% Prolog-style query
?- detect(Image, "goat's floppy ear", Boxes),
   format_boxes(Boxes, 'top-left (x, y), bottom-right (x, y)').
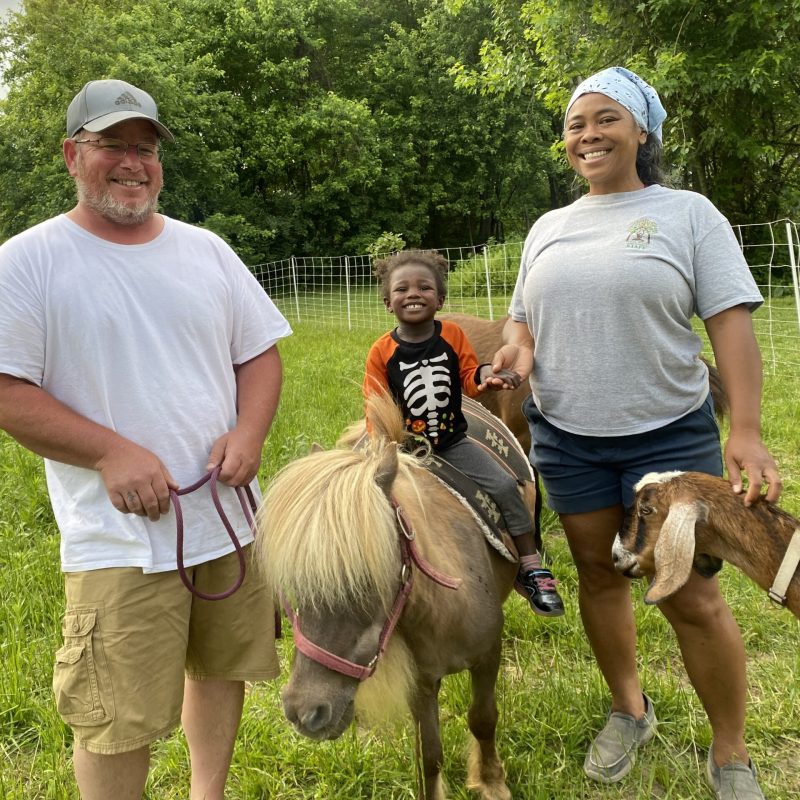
top-left (645, 500), bottom-right (707, 604)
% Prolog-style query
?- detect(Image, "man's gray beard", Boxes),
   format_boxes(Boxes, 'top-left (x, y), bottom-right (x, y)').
top-left (76, 183), bottom-right (159, 226)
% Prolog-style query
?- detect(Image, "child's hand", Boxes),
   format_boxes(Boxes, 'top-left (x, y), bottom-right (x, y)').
top-left (478, 365), bottom-right (522, 392)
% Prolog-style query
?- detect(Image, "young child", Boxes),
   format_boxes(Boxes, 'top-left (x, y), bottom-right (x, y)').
top-left (363, 249), bottom-right (564, 616)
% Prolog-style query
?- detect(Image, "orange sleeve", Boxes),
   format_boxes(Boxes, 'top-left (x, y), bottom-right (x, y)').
top-left (363, 335), bottom-right (398, 434)
top-left (439, 320), bottom-right (482, 398)
top-left (363, 336), bottom-right (393, 398)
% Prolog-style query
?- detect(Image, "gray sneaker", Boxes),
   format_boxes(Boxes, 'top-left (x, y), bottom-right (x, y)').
top-left (583, 693), bottom-right (657, 783)
top-left (707, 747), bottom-right (766, 800)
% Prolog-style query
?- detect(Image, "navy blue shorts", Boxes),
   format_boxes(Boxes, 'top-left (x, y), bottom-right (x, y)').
top-left (524, 393), bottom-right (723, 514)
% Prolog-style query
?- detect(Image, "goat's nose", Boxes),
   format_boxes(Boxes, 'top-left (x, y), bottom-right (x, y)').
top-left (611, 535), bottom-right (627, 565)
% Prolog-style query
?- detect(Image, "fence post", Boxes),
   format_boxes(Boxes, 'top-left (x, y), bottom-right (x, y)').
top-left (290, 256), bottom-right (301, 322)
top-left (786, 221), bottom-right (800, 337)
top-left (503, 241), bottom-right (510, 314)
top-left (344, 255), bottom-right (353, 331)
top-left (483, 245), bottom-right (494, 320)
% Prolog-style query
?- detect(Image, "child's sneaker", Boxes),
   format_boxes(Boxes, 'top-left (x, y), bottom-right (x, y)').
top-left (514, 567), bottom-right (565, 616)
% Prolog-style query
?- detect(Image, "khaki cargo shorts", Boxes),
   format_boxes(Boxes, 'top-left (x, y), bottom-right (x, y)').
top-left (53, 545), bottom-right (279, 754)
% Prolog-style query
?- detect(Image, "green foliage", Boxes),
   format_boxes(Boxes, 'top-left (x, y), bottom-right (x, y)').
top-left (365, 231), bottom-right (406, 263)
top-left (0, 0), bottom-right (558, 260)
top-left (455, 0), bottom-right (800, 222)
top-left (447, 241), bottom-right (523, 297)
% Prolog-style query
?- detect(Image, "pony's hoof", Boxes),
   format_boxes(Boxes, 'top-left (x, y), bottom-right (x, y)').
top-left (465, 744), bottom-right (512, 800)
top-left (465, 780), bottom-right (512, 800)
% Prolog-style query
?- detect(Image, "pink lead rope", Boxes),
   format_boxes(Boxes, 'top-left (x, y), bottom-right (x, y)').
top-left (170, 466), bottom-right (257, 601)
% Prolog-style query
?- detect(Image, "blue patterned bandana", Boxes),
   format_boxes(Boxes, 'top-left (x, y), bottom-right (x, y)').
top-left (565, 67), bottom-right (667, 143)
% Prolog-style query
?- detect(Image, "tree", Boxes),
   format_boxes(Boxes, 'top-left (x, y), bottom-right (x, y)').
top-left (0, 0), bottom-right (250, 241)
top-left (451, 0), bottom-right (800, 223)
top-left (361, 1), bottom-right (557, 246)
top-left (0, 0), bottom-right (563, 259)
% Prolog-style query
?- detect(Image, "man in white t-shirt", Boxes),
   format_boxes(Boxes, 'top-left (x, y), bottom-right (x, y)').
top-left (0, 79), bottom-right (292, 799)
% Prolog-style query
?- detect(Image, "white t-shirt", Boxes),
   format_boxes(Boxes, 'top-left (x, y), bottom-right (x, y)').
top-left (0, 214), bottom-right (292, 572)
top-left (509, 185), bottom-right (763, 436)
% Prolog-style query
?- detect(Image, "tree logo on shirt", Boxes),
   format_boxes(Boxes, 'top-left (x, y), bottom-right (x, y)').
top-left (626, 218), bottom-right (658, 250)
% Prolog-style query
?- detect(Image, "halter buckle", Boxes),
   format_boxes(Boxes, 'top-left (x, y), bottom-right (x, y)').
top-left (395, 504), bottom-right (415, 541)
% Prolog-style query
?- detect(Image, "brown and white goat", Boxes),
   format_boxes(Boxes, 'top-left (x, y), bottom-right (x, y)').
top-left (612, 471), bottom-right (800, 617)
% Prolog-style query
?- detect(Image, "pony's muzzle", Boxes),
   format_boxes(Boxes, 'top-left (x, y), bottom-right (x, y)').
top-left (300, 703), bottom-right (332, 733)
top-left (283, 688), bottom-right (331, 730)
top-left (282, 683), bottom-right (354, 740)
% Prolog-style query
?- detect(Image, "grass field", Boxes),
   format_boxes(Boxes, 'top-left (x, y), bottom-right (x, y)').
top-left (1, 319), bottom-right (799, 799)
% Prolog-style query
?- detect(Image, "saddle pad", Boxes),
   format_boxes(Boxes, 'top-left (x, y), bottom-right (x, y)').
top-left (353, 395), bottom-right (532, 563)
top-left (425, 451), bottom-right (517, 563)
top-left (421, 395), bottom-right (531, 563)
top-left (462, 395), bottom-right (533, 483)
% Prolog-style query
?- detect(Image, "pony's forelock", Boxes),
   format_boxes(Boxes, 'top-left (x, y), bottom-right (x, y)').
top-left (256, 442), bottom-right (419, 611)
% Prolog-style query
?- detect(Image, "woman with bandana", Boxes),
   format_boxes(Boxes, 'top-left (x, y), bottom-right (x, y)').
top-left (490, 67), bottom-right (781, 799)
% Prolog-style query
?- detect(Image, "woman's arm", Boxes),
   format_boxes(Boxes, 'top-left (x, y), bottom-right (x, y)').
top-left (486, 317), bottom-right (534, 387)
top-left (704, 305), bottom-right (782, 503)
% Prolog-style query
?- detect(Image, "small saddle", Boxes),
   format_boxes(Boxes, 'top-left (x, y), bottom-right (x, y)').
top-left (422, 396), bottom-right (532, 563)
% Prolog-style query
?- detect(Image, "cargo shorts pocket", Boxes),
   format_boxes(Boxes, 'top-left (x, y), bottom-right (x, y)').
top-left (53, 608), bottom-right (114, 726)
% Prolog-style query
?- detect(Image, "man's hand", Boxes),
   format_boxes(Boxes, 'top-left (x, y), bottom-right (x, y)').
top-left (206, 427), bottom-right (263, 487)
top-left (96, 442), bottom-right (178, 521)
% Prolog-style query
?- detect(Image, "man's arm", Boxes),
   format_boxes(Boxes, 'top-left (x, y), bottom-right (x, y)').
top-left (0, 373), bottom-right (177, 519)
top-left (206, 345), bottom-right (283, 486)
top-left (704, 304), bottom-right (782, 503)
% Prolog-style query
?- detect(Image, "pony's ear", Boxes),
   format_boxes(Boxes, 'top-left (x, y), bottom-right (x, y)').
top-left (644, 500), bottom-right (705, 604)
top-left (309, 442), bottom-right (325, 453)
top-left (374, 442), bottom-right (398, 496)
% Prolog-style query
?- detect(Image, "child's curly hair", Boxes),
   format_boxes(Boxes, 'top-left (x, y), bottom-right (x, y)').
top-left (373, 249), bottom-right (450, 298)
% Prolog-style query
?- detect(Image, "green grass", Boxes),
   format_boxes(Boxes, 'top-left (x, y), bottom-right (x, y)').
top-left (1, 320), bottom-right (799, 799)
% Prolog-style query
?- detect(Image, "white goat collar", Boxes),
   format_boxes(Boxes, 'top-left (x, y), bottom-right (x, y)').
top-left (768, 527), bottom-right (800, 606)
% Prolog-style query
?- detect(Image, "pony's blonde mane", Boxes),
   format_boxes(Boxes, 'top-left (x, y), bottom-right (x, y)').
top-left (256, 391), bottom-right (427, 611)
top-left (337, 387), bottom-right (418, 450)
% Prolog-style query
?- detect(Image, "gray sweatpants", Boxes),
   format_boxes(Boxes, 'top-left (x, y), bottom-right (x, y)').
top-left (437, 436), bottom-right (532, 536)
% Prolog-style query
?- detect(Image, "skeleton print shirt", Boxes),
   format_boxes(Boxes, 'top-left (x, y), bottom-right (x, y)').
top-left (363, 319), bottom-right (482, 450)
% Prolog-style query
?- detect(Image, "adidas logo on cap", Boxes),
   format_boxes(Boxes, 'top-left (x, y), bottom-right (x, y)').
top-left (115, 91), bottom-right (142, 108)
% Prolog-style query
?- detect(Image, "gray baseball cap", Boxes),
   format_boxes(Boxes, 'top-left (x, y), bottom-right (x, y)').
top-left (67, 79), bottom-right (174, 141)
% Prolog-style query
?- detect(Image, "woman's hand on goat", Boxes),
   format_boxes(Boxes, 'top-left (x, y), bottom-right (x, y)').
top-left (705, 305), bottom-right (783, 505)
top-left (725, 430), bottom-right (783, 505)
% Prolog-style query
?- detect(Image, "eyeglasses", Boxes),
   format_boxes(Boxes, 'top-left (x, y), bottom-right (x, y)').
top-left (73, 137), bottom-right (163, 163)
